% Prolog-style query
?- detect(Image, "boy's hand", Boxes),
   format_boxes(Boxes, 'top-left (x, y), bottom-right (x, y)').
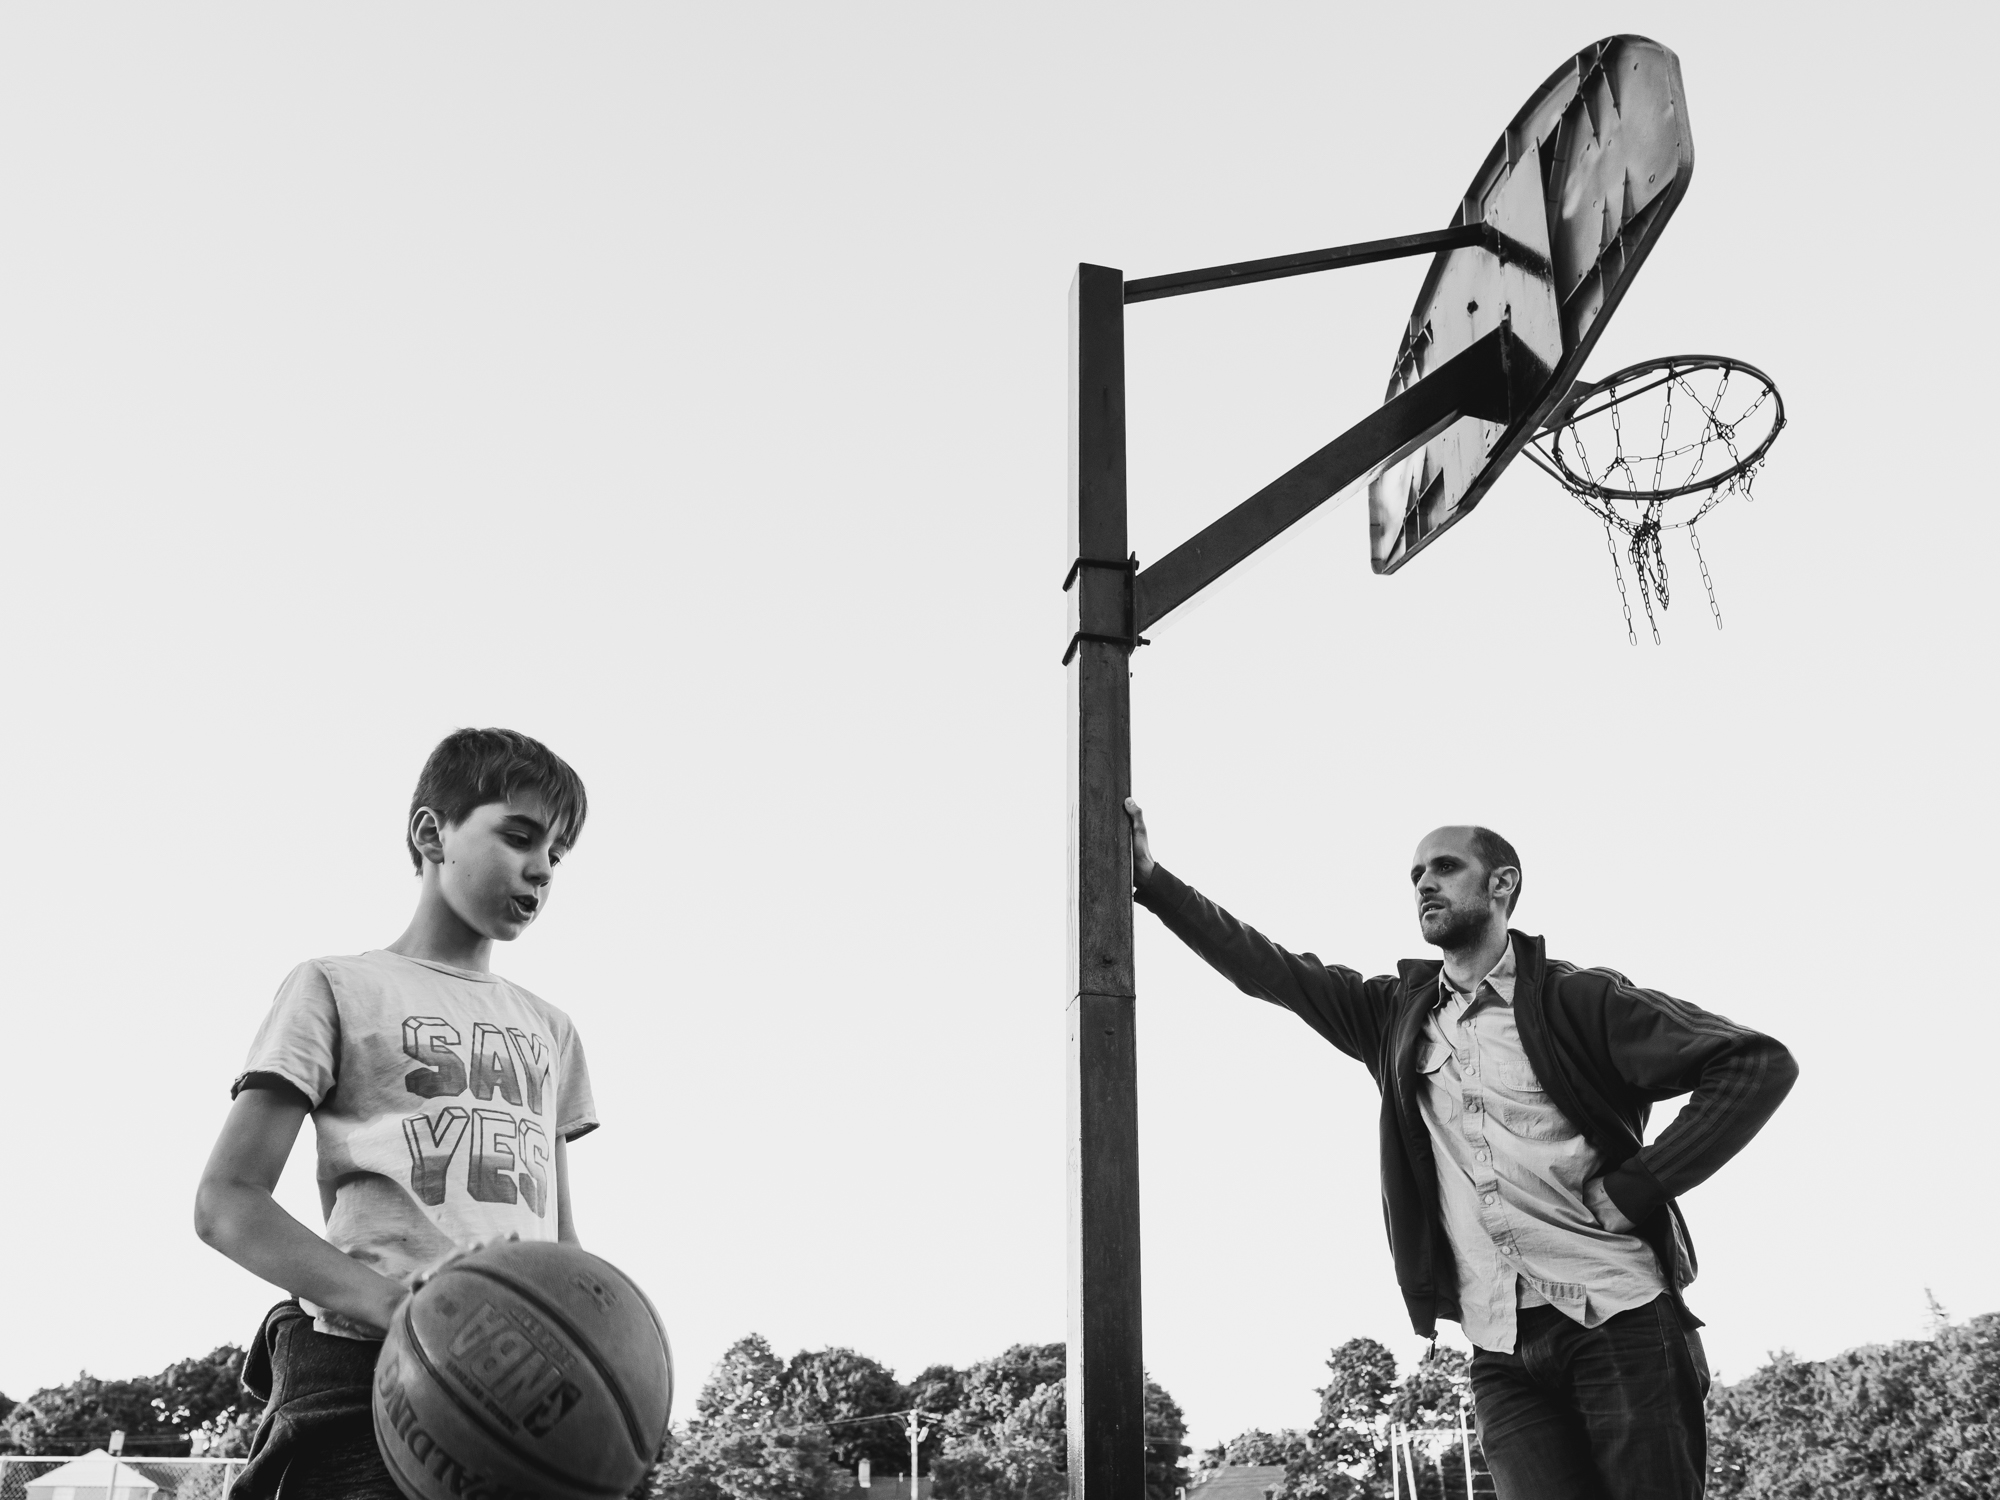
top-left (1124, 798), bottom-right (1156, 884)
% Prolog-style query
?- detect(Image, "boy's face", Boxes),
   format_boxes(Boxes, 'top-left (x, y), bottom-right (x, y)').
top-left (428, 790), bottom-right (565, 942)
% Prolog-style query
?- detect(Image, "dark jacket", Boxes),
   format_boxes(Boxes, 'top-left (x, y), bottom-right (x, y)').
top-left (1134, 864), bottom-right (1798, 1339)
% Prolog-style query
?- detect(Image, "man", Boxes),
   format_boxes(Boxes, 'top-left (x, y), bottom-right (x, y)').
top-left (1124, 800), bottom-right (1795, 1500)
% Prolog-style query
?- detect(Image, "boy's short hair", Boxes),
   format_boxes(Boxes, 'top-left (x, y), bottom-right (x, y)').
top-left (406, 728), bottom-right (588, 871)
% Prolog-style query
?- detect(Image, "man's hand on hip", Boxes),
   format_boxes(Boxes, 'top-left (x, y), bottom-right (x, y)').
top-left (1124, 798), bottom-right (1156, 885)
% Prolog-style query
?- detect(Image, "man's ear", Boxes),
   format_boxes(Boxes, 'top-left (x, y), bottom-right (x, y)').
top-left (1489, 865), bottom-right (1521, 907)
top-left (409, 807), bottom-right (448, 866)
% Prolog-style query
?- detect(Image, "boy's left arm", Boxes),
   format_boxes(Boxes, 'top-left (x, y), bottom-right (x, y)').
top-left (1595, 979), bottom-right (1800, 1226)
top-left (555, 1135), bottom-right (579, 1245)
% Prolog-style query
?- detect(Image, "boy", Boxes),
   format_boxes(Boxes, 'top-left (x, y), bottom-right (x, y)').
top-left (195, 728), bottom-right (596, 1500)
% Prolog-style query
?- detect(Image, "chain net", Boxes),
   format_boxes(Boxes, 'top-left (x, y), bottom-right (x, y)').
top-left (1526, 356), bottom-right (1784, 644)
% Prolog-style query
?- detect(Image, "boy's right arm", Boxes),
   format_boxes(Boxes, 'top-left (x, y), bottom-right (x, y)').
top-left (1125, 798), bottom-right (1396, 1067)
top-left (194, 1083), bottom-right (408, 1335)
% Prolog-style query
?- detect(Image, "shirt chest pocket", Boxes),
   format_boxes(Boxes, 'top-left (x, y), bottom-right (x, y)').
top-left (1489, 1061), bottom-right (1578, 1142)
top-left (1416, 1041), bottom-right (1458, 1122)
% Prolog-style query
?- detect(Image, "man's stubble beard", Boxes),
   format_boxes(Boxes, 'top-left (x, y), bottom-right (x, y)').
top-left (1420, 899), bottom-right (1494, 952)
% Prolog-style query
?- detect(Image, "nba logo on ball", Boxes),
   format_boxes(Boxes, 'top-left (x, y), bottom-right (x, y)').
top-left (374, 1242), bottom-right (674, 1500)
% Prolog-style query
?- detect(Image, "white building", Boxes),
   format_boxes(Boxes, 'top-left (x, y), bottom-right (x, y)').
top-left (22, 1451), bottom-right (160, 1500)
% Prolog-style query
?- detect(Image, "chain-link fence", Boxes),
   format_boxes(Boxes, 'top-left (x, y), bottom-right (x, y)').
top-left (0, 1458), bottom-right (246, 1500)
top-left (0, 1458), bottom-right (62, 1500)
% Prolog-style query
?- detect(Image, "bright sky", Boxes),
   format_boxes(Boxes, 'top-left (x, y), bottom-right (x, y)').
top-left (1, 1), bottom-right (1992, 1455)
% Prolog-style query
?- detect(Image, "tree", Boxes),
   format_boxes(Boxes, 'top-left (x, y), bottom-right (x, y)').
top-left (2, 1348), bottom-right (248, 1457)
top-left (931, 1345), bottom-right (1066, 1500)
top-left (1930, 1311), bottom-right (2000, 1495)
top-left (933, 1376), bottom-right (1067, 1500)
top-left (929, 1344), bottom-right (1189, 1500)
top-left (697, 1337), bottom-right (792, 1429)
top-left (781, 1349), bottom-right (907, 1476)
top-left (948, 1346), bottom-right (1066, 1436)
top-left (903, 1365), bottom-right (968, 1468)
top-left (1386, 1347), bottom-right (1465, 1432)
top-left (1199, 1430), bottom-right (1305, 1470)
top-left (151, 1348), bottom-right (247, 1432)
top-left (1705, 1313), bottom-right (2000, 1499)
top-left (650, 1336), bottom-right (834, 1500)
top-left (1281, 1340), bottom-right (1397, 1500)
top-left (1143, 1379), bottom-right (1190, 1500)
top-left (6, 1375), bottom-right (158, 1455)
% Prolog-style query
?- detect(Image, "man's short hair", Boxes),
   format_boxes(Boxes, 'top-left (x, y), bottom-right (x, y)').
top-left (1468, 826), bottom-right (1523, 915)
top-left (405, 728), bottom-right (588, 872)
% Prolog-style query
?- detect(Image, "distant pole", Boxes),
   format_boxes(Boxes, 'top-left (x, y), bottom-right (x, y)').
top-left (906, 1411), bottom-right (930, 1500)
top-left (1459, 1398), bottom-right (1475, 1500)
top-left (1065, 261), bottom-right (1144, 1500)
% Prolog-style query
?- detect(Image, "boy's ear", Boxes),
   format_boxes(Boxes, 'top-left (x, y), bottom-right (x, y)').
top-left (409, 807), bottom-right (448, 866)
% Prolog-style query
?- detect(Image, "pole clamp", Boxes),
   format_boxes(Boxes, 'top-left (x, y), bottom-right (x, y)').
top-left (1061, 554), bottom-right (1149, 665)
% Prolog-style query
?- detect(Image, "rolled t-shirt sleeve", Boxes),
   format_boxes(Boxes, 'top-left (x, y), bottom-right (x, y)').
top-left (557, 1020), bottom-right (599, 1141)
top-left (233, 961), bottom-right (340, 1106)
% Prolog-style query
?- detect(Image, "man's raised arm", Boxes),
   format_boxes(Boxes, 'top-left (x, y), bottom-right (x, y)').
top-left (1124, 799), bottom-right (1398, 1071)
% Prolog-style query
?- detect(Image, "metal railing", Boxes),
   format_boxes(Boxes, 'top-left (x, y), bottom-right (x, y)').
top-left (1387, 1398), bottom-right (1493, 1500)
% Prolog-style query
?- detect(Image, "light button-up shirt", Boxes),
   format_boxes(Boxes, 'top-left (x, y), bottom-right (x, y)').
top-left (1416, 939), bottom-right (1665, 1352)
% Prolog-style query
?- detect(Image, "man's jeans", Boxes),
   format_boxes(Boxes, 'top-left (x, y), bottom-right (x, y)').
top-left (1470, 1294), bottom-right (1711, 1500)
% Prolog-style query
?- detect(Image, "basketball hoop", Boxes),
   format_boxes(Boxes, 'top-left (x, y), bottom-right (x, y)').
top-left (1527, 355), bottom-right (1786, 644)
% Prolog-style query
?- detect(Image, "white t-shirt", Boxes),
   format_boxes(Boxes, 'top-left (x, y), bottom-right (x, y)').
top-left (236, 950), bottom-right (598, 1339)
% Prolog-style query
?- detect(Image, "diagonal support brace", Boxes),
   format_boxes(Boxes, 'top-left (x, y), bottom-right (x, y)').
top-left (1134, 324), bottom-right (1549, 632)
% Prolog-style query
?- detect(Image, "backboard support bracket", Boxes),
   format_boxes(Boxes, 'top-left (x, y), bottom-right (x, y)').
top-left (1124, 222), bottom-right (1552, 303)
top-left (1134, 321), bottom-right (1546, 631)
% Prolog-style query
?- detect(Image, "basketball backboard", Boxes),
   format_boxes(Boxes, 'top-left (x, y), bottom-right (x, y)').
top-left (1369, 35), bottom-right (1694, 573)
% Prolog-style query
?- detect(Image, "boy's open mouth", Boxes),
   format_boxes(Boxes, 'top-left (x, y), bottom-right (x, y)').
top-left (510, 894), bottom-right (539, 919)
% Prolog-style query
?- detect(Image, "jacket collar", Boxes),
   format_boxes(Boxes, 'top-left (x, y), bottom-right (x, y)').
top-left (1395, 931), bottom-right (1543, 1078)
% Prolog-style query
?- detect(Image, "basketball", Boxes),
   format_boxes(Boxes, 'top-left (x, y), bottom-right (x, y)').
top-left (372, 1241), bottom-right (673, 1500)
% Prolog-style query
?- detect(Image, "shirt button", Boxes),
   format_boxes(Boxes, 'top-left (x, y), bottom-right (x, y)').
top-left (1477, 1150), bottom-right (1490, 1162)
top-left (1482, 1194), bottom-right (1496, 1206)
top-left (1466, 1065), bottom-right (1478, 1076)
top-left (1502, 1245), bottom-right (1516, 1255)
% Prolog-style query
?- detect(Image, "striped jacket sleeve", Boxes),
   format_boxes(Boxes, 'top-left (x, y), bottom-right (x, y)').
top-left (1133, 863), bottom-right (1397, 1076)
top-left (1595, 975), bottom-right (1799, 1224)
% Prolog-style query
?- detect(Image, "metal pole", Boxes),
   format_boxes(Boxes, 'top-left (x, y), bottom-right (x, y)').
top-left (1066, 262), bottom-right (1143, 1500)
top-left (907, 1410), bottom-right (929, 1500)
top-left (1460, 1399), bottom-right (1475, 1500)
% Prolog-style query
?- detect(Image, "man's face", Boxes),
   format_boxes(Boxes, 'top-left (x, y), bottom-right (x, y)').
top-left (1410, 826), bottom-right (1506, 950)
top-left (428, 790), bottom-right (565, 943)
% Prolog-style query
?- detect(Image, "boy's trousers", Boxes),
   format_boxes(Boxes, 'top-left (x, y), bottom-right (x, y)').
top-left (236, 1302), bottom-right (403, 1500)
